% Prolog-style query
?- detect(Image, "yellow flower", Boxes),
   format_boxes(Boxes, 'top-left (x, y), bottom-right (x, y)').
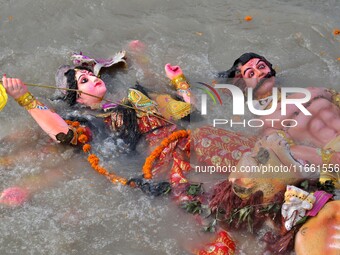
top-left (0, 83), bottom-right (8, 111)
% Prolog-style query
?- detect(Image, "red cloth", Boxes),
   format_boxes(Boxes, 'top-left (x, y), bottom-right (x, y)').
top-left (192, 126), bottom-right (256, 168)
top-left (307, 190), bottom-right (333, 217)
top-left (137, 115), bottom-right (168, 134)
top-left (196, 230), bottom-right (236, 255)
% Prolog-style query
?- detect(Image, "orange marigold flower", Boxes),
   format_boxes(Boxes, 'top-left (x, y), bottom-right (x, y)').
top-left (83, 144), bottom-right (91, 153)
top-left (84, 143), bottom-right (127, 185)
top-left (142, 164), bottom-right (150, 171)
top-left (149, 155), bottom-right (157, 161)
top-left (154, 148), bottom-right (163, 154)
top-left (161, 141), bottom-right (169, 147)
top-left (244, 16), bottom-right (253, 21)
top-left (76, 127), bottom-right (85, 134)
top-left (65, 120), bottom-right (73, 125)
top-left (88, 154), bottom-right (97, 160)
top-left (337, 57), bottom-right (340, 61)
top-left (144, 173), bottom-right (152, 179)
top-left (90, 162), bottom-right (99, 168)
top-left (96, 167), bottom-right (107, 175)
top-left (88, 154), bottom-right (99, 165)
top-left (113, 178), bottom-right (121, 183)
top-left (71, 121), bottom-right (80, 127)
top-left (333, 29), bottom-right (340, 35)
top-left (119, 179), bottom-right (128, 185)
top-left (78, 134), bottom-right (88, 144)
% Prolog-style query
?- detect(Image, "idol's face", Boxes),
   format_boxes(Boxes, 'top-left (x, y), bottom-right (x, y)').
top-left (75, 69), bottom-right (107, 106)
top-left (239, 58), bottom-right (275, 98)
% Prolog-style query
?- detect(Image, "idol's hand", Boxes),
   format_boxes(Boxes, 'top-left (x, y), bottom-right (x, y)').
top-left (0, 186), bottom-right (29, 207)
top-left (2, 74), bottom-right (28, 99)
top-left (165, 64), bottom-right (183, 80)
top-left (307, 87), bottom-right (332, 101)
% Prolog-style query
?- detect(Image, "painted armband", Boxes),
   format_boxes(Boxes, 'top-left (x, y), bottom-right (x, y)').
top-left (328, 89), bottom-right (340, 108)
top-left (277, 130), bottom-right (295, 146)
top-left (317, 148), bottom-right (335, 167)
top-left (15, 92), bottom-right (48, 110)
top-left (170, 74), bottom-right (191, 103)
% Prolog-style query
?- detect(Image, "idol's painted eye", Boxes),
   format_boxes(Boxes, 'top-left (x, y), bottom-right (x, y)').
top-left (258, 64), bottom-right (265, 69)
top-left (81, 78), bottom-right (88, 84)
top-left (248, 71), bottom-right (254, 78)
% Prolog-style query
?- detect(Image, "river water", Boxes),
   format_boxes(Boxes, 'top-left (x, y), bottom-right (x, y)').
top-left (0, 0), bottom-right (340, 254)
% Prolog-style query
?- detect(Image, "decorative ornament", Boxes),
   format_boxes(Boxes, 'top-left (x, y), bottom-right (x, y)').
top-left (55, 50), bottom-right (127, 95)
top-left (281, 185), bottom-right (316, 231)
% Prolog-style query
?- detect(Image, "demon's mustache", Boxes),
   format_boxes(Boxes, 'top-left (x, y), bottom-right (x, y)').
top-left (253, 72), bottom-right (274, 96)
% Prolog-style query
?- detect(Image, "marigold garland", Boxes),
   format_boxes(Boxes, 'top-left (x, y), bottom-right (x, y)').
top-left (84, 148), bottom-right (127, 185)
top-left (66, 120), bottom-right (128, 186)
top-left (142, 129), bottom-right (190, 179)
top-left (65, 120), bottom-right (190, 186)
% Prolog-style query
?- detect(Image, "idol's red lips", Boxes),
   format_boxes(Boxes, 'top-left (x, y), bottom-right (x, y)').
top-left (95, 82), bottom-right (102, 87)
